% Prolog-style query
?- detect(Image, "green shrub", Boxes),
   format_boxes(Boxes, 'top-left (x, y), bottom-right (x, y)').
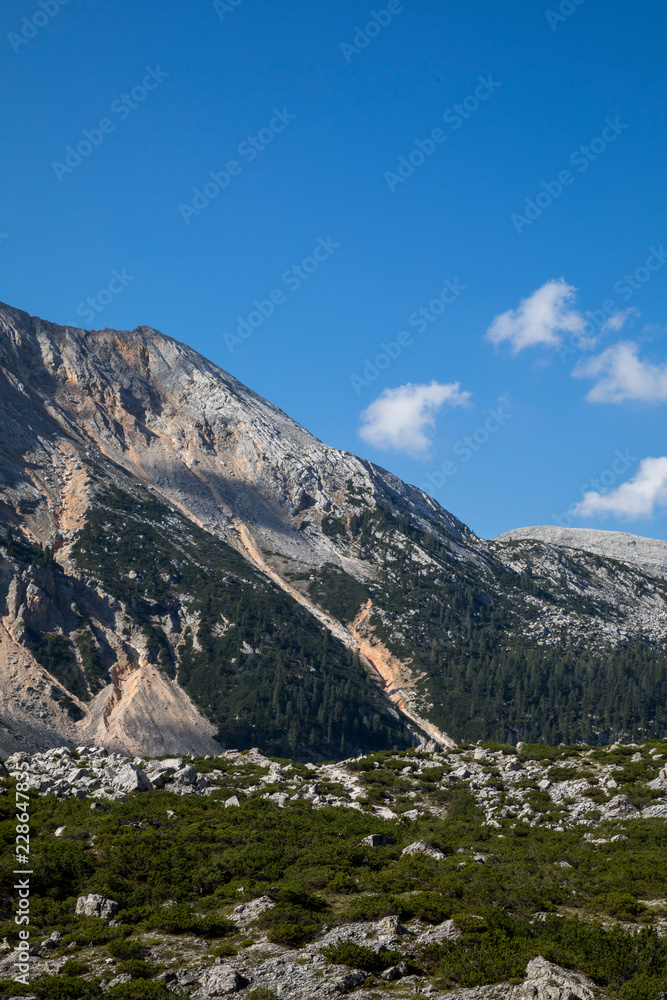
top-left (342, 894), bottom-right (405, 923)
top-left (115, 959), bottom-right (160, 979)
top-left (107, 937), bottom-right (146, 960)
top-left (321, 940), bottom-right (402, 972)
top-left (106, 982), bottom-right (175, 1000)
top-left (146, 904), bottom-right (234, 938)
top-left (432, 910), bottom-right (667, 998)
top-left (247, 990), bottom-right (280, 1000)
top-left (2, 977), bottom-right (104, 999)
top-left (600, 892), bottom-right (646, 921)
top-left (258, 888), bottom-right (329, 947)
top-left (405, 891), bottom-right (453, 925)
top-left (61, 918), bottom-right (125, 948)
top-left (210, 942), bottom-right (238, 959)
top-left (58, 959), bottom-right (90, 976)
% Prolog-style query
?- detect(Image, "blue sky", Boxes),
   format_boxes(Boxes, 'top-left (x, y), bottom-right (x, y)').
top-left (1, 0), bottom-right (666, 540)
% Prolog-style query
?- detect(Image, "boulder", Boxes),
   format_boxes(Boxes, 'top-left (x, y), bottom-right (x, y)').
top-left (108, 974), bottom-right (133, 987)
top-left (224, 796), bottom-right (240, 808)
top-left (337, 970), bottom-right (367, 991)
top-left (75, 894), bottom-right (118, 919)
top-left (380, 961), bottom-right (412, 981)
top-left (41, 931), bottom-right (62, 951)
top-left (401, 840), bottom-right (446, 860)
top-left (112, 764), bottom-right (151, 794)
top-left (512, 955), bottom-right (595, 999)
top-left (158, 758), bottom-right (184, 773)
top-left (641, 802), bottom-right (667, 819)
top-left (173, 764), bottom-right (197, 785)
top-left (197, 964), bottom-right (249, 995)
top-left (417, 919), bottom-right (461, 945)
top-left (359, 834), bottom-right (395, 848)
top-left (601, 794), bottom-right (640, 820)
top-left (377, 915), bottom-right (408, 936)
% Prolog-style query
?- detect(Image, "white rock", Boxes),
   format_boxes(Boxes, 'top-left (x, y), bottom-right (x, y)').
top-left (513, 954), bottom-right (595, 999)
top-left (197, 964), bottom-right (248, 995)
top-left (231, 896), bottom-right (274, 925)
top-left (111, 764), bottom-right (151, 794)
top-left (401, 840), bottom-right (446, 860)
top-left (75, 894), bottom-right (118, 919)
top-left (417, 919), bottom-right (461, 945)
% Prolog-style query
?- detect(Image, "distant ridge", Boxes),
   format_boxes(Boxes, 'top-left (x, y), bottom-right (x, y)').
top-left (494, 525), bottom-right (667, 580)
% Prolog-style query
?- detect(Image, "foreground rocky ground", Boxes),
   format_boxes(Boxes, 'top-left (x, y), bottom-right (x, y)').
top-left (2, 739), bottom-right (667, 999)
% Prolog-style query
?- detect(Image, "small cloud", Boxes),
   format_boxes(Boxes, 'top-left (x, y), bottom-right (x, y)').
top-left (359, 381), bottom-right (471, 456)
top-left (485, 278), bottom-right (585, 353)
top-left (600, 307), bottom-right (640, 335)
top-left (573, 340), bottom-right (667, 403)
top-left (573, 457), bottom-right (667, 520)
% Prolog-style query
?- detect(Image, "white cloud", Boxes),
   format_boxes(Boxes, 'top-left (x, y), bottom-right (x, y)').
top-left (485, 278), bottom-right (585, 353)
top-left (359, 381), bottom-right (471, 456)
top-left (574, 340), bottom-right (667, 403)
top-left (573, 457), bottom-right (667, 520)
top-left (600, 307), bottom-right (639, 335)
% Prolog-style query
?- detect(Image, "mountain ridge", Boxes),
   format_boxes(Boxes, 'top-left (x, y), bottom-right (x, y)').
top-left (494, 524), bottom-right (667, 580)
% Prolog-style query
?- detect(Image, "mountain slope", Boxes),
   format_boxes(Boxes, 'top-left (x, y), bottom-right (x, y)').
top-left (1, 300), bottom-right (667, 754)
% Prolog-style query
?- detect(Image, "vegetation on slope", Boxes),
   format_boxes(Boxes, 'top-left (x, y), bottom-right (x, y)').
top-left (325, 501), bottom-right (667, 745)
top-left (69, 481), bottom-right (411, 759)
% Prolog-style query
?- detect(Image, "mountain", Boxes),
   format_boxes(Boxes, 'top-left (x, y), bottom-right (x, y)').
top-left (1, 300), bottom-right (666, 758)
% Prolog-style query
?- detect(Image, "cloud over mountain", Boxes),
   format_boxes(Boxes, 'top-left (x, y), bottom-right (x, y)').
top-left (359, 381), bottom-right (471, 455)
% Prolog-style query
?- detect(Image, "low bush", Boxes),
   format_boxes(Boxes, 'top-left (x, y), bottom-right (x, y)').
top-left (58, 959), bottom-right (90, 976)
top-left (106, 983), bottom-right (178, 1000)
top-left (145, 904), bottom-right (233, 938)
top-left (258, 887), bottom-right (329, 946)
top-left (210, 942), bottom-right (238, 959)
top-left (341, 893), bottom-right (405, 923)
top-left (430, 909), bottom-right (667, 1000)
top-left (107, 936), bottom-right (146, 960)
top-left (321, 940), bottom-right (403, 972)
top-left (0, 977), bottom-right (103, 999)
top-left (115, 959), bottom-right (160, 979)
